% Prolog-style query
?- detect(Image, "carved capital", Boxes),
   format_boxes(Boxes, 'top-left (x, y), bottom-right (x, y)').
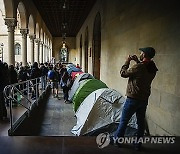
top-left (39, 41), bottom-right (44, 45)
top-left (29, 34), bottom-right (36, 42)
top-left (35, 38), bottom-right (40, 45)
top-left (20, 29), bottom-right (29, 38)
top-left (4, 18), bottom-right (17, 32)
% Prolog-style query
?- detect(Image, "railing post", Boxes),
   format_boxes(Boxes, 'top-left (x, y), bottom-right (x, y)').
top-left (9, 88), bottom-right (13, 135)
top-left (36, 78), bottom-right (38, 105)
top-left (27, 81), bottom-right (29, 101)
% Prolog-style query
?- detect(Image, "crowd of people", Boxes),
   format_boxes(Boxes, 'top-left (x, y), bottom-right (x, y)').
top-left (0, 60), bottom-right (80, 121)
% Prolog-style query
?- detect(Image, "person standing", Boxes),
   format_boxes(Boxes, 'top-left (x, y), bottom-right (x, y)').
top-left (30, 62), bottom-right (41, 99)
top-left (60, 68), bottom-right (70, 103)
top-left (114, 47), bottom-right (158, 150)
top-left (0, 62), bottom-right (9, 120)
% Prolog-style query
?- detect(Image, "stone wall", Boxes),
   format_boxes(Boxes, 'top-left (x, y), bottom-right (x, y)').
top-left (76, 0), bottom-right (180, 135)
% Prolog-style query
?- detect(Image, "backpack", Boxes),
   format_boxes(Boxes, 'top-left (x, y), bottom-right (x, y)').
top-left (48, 70), bottom-right (55, 80)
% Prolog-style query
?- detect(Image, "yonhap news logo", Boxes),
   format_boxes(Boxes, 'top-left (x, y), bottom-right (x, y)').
top-left (96, 132), bottom-right (111, 149)
top-left (96, 132), bottom-right (176, 149)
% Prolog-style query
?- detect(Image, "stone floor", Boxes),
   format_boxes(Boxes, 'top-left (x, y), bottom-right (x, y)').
top-left (39, 91), bottom-right (76, 136)
top-left (0, 136), bottom-right (180, 154)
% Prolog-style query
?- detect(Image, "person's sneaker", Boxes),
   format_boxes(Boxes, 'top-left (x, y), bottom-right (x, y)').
top-left (64, 100), bottom-right (70, 104)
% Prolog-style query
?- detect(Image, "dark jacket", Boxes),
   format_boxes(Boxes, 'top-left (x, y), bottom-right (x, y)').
top-left (30, 67), bottom-right (41, 79)
top-left (18, 70), bottom-right (28, 81)
top-left (40, 66), bottom-right (49, 77)
top-left (120, 60), bottom-right (158, 101)
top-left (9, 69), bottom-right (18, 84)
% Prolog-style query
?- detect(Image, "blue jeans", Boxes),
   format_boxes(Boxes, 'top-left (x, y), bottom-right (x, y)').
top-left (114, 97), bottom-right (148, 138)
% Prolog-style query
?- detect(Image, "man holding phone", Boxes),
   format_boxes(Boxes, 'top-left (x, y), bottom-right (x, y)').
top-left (114, 47), bottom-right (158, 150)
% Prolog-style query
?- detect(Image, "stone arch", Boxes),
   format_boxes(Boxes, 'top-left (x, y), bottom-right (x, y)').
top-left (92, 12), bottom-right (101, 80)
top-left (0, 0), bottom-right (5, 16)
top-left (3, 0), bottom-right (14, 17)
top-left (84, 27), bottom-right (88, 73)
top-left (80, 34), bottom-right (83, 67)
top-left (35, 22), bottom-right (40, 38)
top-left (28, 14), bottom-right (35, 35)
top-left (40, 28), bottom-right (43, 41)
top-left (47, 37), bottom-right (49, 46)
top-left (43, 32), bottom-right (46, 43)
top-left (16, 1), bottom-right (27, 28)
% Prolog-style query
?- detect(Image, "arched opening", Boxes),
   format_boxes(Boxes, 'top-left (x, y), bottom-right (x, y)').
top-left (14, 42), bottom-right (21, 62)
top-left (27, 15), bottom-right (35, 63)
top-left (15, 43), bottom-right (21, 55)
top-left (17, 2), bottom-right (27, 29)
top-left (15, 2), bottom-right (27, 65)
top-left (84, 27), bottom-right (88, 72)
top-left (60, 42), bottom-right (68, 63)
top-left (28, 14), bottom-right (35, 35)
top-left (40, 28), bottom-right (43, 41)
top-left (80, 35), bottom-right (82, 67)
top-left (0, 1), bottom-right (6, 62)
top-left (0, 0), bottom-right (6, 17)
top-left (92, 13), bottom-right (101, 80)
top-left (36, 23), bottom-right (40, 39)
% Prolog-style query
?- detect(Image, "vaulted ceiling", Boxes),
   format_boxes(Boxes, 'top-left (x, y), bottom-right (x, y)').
top-left (32, 0), bottom-right (97, 37)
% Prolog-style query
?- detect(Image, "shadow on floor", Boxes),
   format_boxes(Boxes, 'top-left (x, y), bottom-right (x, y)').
top-left (12, 90), bottom-right (50, 136)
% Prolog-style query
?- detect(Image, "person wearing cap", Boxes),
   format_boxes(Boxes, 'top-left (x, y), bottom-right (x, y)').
top-left (114, 47), bottom-right (158, 150)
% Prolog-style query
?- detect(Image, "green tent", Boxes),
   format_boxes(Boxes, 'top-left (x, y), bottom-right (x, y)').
top-left (73, 79), bottom-right (108, 112)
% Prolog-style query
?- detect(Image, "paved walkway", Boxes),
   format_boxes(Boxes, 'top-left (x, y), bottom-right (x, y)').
top-left (39, 90), bottom-right (76, 136)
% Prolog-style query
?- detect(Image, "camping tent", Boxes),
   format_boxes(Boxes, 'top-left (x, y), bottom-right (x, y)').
top-left (67, 65), bottom-right (82, 75)
top-left (71, 72), bottom-right (84, 80)
top-left (71, 88), bottom-right (137, 136)
top-left (72, 79), bottom-right (108, 112)
top-left (68, 73), bottom-right (94, 101)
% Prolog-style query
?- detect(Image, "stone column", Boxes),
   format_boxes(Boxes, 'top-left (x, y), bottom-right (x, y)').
top-left (47, 46), bottom-right (50, 62)
top-left (29, 34), bottom-right (35, 65)
top-left (4, 18), bottom-right (17, 65)
top-left (34, 38), bottom-right (40, 63)
top-left (39, 41), bottom-right (43, 63)
top-left (43, 44), bottom-right (47, 63)
top-left (49, 47), bottom-right (51, 62)
top-left (20, 29), bottom-right (29, 66)
top-left (49, 47), bottom-right (52, 62)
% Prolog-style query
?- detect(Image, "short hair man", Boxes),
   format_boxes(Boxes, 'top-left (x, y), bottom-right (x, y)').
top-left (114, 47), bottom-right (158, 150)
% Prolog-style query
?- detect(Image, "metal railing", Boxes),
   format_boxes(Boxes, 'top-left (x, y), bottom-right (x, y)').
top-left (3, 76), bottom-right (48, 134)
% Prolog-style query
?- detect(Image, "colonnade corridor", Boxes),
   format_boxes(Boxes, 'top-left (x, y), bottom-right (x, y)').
top-left (1, 0), bottom-right (180, 153)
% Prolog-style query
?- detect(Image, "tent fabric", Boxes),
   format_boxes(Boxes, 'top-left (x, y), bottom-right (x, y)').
top-left (71, 72), bottom-right (83, 80)
top-left (66, 63), bottom-right (75, 68)
top-left (67, 66), bottom-right (82, 75)
top-left (72, 79), bottom-right (108, 112)
top-left (68, 73), bottom-right (94, 101)
top-left (71, 88), bottom-right (137, 136)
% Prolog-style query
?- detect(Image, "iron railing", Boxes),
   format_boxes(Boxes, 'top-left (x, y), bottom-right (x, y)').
top-left (3, 76), bottom-right (48, 134)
